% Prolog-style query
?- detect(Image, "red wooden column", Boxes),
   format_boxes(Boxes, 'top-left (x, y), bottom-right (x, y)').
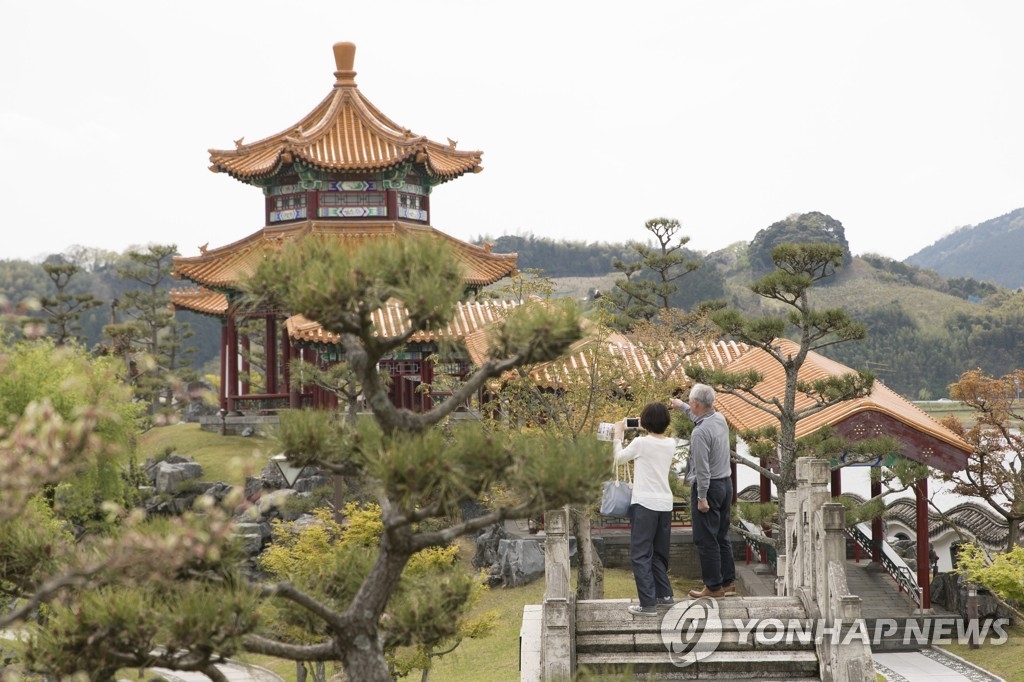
top-left (219, 322), bottom-right (228, 412)
top-left (870, 471), bottom-right (883, 563)
top-left (759, 458), bottom-right (772, 564)
top-left (731, 460), bottom-right (738, 503)
top-left (226, 313), bottom-right (239, 413)
top-left (830, 467), bottom-right (842, 497)
top-left (240, 333), bottom-right (251, 395)
top-left (421, 357), bottom-right (434, 412)
top-left (265, 315), bottom-right (278, 394)
top-left (283, 326), bottom-right (300, 408)
top-left (759, 458), bottom-right (772, 504)
top-left (915, 476), bottom-right (931, 610)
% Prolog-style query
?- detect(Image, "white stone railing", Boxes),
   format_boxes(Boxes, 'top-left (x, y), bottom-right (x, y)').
top-left (539, 505), bottom-right (574, 679)
top-left (778, 458), bottom-right (875, 682)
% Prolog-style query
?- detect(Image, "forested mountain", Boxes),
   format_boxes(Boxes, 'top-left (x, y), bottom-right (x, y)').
top-left (482, 235), bottom-right (634, 277)
top-left (905, 208), bottom-right (1024, 289)
top-left (497, 228), bottom-right (1023, 401)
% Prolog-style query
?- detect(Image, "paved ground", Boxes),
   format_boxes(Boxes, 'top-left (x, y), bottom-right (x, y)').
top-left (736, 560), bottom-right (1004, 682)
top-left (874, 649), bottom-right (1005, 682)
top-left (149, 661), bottom-right (283, 682)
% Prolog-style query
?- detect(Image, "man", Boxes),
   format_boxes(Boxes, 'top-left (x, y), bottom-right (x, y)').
top-left (671, 383), bottom-right (736, 598)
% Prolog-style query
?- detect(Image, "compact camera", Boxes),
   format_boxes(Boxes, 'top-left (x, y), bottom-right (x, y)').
top-left (625, 417), bottom-right (640, 429)
top-left (597, 418), bottom-right (641, 441)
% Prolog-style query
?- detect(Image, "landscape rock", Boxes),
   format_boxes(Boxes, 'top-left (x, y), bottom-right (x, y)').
top-left (496, 538), bottom-right (547, 587)
top-left (151, 460), bottom-right (205, 495)
top-left (472, 523), bottom-right (512, 570)
top-left (233, 522), bottom-right (266, 555)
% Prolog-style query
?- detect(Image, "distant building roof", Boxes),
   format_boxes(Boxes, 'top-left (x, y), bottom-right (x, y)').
top-left (739, 485), bottom-right (1016, 551)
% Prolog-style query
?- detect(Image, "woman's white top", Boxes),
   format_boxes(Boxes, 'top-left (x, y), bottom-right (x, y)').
top-left (613, 434), bottom-right (675, 512)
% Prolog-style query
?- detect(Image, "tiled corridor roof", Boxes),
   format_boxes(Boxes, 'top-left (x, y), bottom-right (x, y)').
top-left (284, 300), bottom-right (519, 344)
top-left (515, 334), bottom-right (750, 390)
top-left (739, 485), bottom-right (1015, 551)
top-left (713, 339), bottom-right (972, 467)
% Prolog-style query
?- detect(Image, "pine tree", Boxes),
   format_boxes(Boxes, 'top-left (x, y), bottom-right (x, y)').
top-left (108, 244), bottom-right (193, 415)
top-left (687, 242), bottom-right (886, 535)
top-left (37, 263), bottom-right (104, 346)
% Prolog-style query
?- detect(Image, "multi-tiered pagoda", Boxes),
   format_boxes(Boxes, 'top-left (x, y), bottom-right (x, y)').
top-left (171, 42), bottom-right (517, 413)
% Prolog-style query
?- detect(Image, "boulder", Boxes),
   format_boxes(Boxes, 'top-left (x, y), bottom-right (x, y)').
top-left (233, 522), bottom-right (266, 555)
top-left (151, 461), bottom-right (204, 495)
top-left (496, 538), bottom-right (546, 588)
top-left (472, 523), bottom-right (512, 569)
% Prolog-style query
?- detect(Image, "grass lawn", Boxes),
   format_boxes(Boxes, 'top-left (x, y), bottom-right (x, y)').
top-left (915, 400), bottom-right (978, 425)
top-left (419, 560), bottom-right (704, 682)
top-left (221, 564), bottom-right (701, 682)
top-left (138, 422), bottom-right (274, 486)
top-left (939, 623), bottom-right (1024, 682)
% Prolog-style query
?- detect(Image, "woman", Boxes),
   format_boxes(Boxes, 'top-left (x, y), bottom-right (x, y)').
top-left (612, 401), bottom-right (676, 616)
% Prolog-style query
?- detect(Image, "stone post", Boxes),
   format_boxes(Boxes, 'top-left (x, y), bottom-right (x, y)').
top-left (786, 458), bottom-right (874, 681)
top-left (821, 502), bottom-right (847, 622)
top-left (540, 505), bottom-right (574, 679)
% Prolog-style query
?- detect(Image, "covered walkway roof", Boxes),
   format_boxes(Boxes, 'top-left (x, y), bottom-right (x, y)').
top-left (713, 339), bottom-right (971, 473)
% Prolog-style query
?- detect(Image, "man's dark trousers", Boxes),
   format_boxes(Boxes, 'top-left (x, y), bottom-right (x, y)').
top-left (629, 504), bottom-right (673, 607)
top-left (691, 477), bottom-right (735, 590)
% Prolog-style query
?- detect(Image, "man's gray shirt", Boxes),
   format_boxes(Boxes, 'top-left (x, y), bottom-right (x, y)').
top-left (680, 404), bottom-right (731, 499)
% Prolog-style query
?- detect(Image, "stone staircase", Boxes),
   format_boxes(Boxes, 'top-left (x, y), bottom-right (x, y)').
top-left (533, 462), bottom-right (874, 680)
top-left (575, 596), bottom-right (821, 680)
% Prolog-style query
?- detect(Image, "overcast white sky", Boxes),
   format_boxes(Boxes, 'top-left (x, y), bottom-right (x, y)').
top-left (2, 1), bottom-right (1022, 264)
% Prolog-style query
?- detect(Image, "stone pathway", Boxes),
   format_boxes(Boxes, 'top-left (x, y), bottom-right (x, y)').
top-left (145, 661), bottom-right (282, 682)
top-left (875, 648), bottom-right (1004, 681)
top-left (735, 561), bottom-right (1005, 682)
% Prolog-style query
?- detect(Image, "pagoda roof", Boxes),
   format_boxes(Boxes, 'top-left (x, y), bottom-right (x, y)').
top-left (171, 220), bottom-right (518, 292)
top-left (169, 287), bottom-right (227, 316)
top-left (169, 290), bottom-right (518, 345)
top-left (208, 42), bottom-right (483, 184)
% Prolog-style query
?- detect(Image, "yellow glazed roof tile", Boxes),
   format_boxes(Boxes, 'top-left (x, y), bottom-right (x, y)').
top-left (208, 43), bottom-right (482, 183)
top-left (171, 221), bottom-right (517, 290)
top-left (712, 338), bottom-right (972, 463)
top-left (284, 299), bottom-right (519, 344)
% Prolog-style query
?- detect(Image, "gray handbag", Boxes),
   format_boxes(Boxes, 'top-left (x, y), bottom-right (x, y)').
top-left (599, 464), bottom-right (633, 517)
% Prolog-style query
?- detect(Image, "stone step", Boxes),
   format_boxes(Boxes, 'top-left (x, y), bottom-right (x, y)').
top-left (577, 627), bottom-right (818, 654)
top-left (576, 649), bottom-right (821, 678)
top-left (577, 593), bottom-right (815, 638)
top-left (576, 597), bottom-right (810, 637)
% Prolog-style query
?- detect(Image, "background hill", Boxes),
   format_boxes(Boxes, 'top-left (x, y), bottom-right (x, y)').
top-left (508, 231), bottom-right (1023, 401)
top-left (905, 208), bottom-right (1024, 289)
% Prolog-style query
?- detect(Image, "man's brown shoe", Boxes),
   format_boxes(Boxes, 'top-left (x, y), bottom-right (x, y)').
top-left (721, 581), bottom-right (737, 596)
top-left (688, 585), bottom-right (725, 599)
